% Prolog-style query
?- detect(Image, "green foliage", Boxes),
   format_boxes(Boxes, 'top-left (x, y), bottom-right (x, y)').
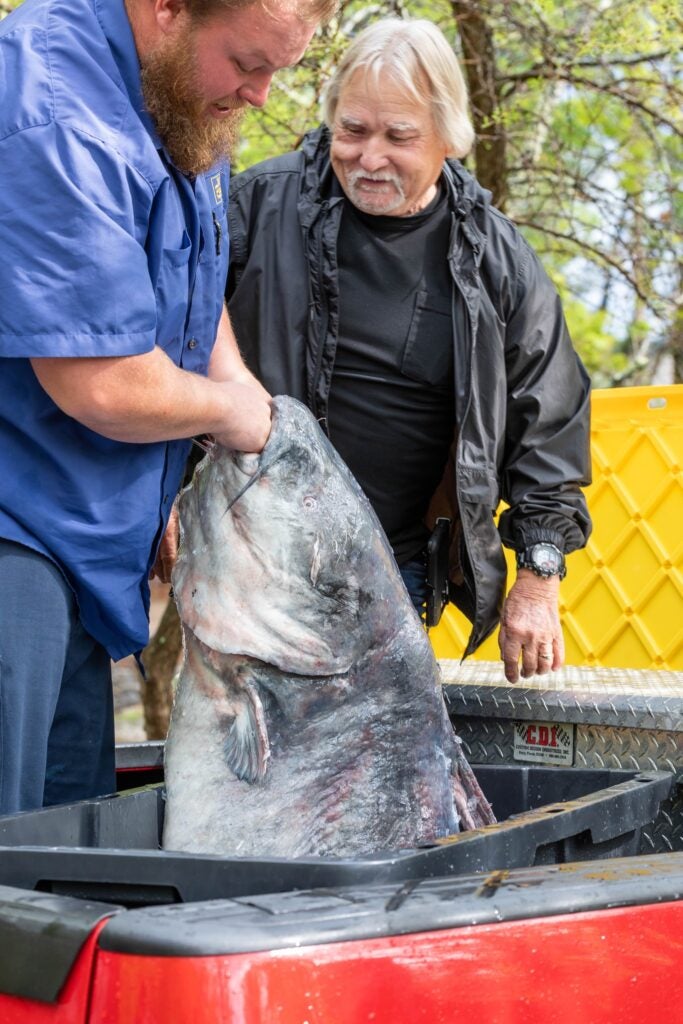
top-left (563, 299), bottom-right (627, 387)
top-left (5, 0), bottom-right (681, 382)
top-left (233, 0), bottom-right (681, 382)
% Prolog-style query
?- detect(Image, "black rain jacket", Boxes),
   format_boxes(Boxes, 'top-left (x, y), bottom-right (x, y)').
top-left (227, 127), bottom-right (592, 655)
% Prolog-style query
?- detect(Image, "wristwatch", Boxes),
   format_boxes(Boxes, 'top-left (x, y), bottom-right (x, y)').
top-left (516, 542), bottom-right (567, 580)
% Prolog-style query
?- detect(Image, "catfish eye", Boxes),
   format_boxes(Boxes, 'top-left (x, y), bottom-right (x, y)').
top-left (303, 495), bottom-right (317, 509)
top-left (315, 578), bottom-right (344, 598)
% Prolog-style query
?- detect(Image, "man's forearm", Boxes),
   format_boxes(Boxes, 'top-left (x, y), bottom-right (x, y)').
top-left (31, 344), bottom-right (271, 450)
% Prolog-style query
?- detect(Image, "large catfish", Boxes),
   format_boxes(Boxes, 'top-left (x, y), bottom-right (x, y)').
top-left (163, 396), bottom-right (494, 857)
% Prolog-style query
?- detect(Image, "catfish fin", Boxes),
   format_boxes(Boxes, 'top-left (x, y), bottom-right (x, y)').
top-left (450, 736), bottom-right (495, 830)
top-left (224, 683), bottom-right (270, 783)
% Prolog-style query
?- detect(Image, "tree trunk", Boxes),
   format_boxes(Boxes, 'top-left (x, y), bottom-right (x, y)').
top-left (140, 596), bottom-right (182, 740)
top-left (451, 0), bottom-right (507, 209)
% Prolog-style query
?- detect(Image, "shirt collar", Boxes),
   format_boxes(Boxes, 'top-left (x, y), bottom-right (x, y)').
top-left (94, 0), bottom-right (163, 150)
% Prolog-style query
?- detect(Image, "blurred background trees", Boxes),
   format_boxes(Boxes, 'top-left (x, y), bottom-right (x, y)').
top-left (4, 0), bottom-right (679, 383)
top-left (236, 0), bottom-right (682, 388)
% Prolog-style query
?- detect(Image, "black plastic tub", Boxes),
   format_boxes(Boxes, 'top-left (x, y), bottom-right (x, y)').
top-left (0, 766), bottom-right (672, 908)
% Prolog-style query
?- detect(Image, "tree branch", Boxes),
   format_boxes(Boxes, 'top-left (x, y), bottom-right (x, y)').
top-left (502, 69), bottom-right (682, 136)
top-left (512, 219), bottom-right (660, 310)
top-left (502, 49), bottom-right (676, 87)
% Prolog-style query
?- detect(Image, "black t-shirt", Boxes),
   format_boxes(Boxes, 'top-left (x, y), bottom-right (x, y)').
top-left (327, 186), bottom-right (455, 564)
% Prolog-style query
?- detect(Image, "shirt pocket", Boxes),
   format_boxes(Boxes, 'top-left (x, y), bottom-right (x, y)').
top-left (162, 230), bottom-right (193, 268)
top-left (401, 289), bottom-right (453, 387)
top-left (156, 231), bottom-right (193, 356)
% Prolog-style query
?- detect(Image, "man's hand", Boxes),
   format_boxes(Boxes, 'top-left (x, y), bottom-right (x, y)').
top-left (207, 306), bottom-right (272, 452)
top-left (150, 502), bottom-right (179, 584)
top-left (498, 570), bottom-right (564, 683)
top-left (212, 382), bottom-right (272, 453)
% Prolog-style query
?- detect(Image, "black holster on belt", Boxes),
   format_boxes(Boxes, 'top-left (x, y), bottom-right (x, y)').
top-left (426, 517), bottom-right (451, 628)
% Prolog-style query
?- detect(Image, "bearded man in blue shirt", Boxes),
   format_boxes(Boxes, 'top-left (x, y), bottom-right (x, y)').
top-left (0, 0), bottom-right (333, 814)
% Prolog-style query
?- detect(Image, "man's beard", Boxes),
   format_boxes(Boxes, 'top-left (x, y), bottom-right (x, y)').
top-left (140, 32), bottom-right (244, 176)
top-left (344, 169), bottom-right (406, 215)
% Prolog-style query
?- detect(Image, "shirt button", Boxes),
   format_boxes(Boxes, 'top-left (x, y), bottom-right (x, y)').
top-left (187, 338), bottom-right (198, 350)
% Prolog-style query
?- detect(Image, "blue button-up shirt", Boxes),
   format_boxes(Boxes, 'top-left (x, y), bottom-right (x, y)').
top-left (0, 0), bottom-right (229, 659)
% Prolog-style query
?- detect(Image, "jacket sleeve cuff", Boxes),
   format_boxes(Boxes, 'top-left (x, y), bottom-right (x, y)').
top-left (509, 527), bottom-right (567, 553)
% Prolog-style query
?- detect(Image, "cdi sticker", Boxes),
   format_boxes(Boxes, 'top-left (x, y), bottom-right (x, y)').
top-left (210, 172), bottom-right (224, 206)
top-left (513, 720), bottom-right (574, 766)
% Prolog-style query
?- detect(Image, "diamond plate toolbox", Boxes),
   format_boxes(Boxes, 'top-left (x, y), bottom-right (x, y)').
top-left (441, 660), bottom-right (683, 853)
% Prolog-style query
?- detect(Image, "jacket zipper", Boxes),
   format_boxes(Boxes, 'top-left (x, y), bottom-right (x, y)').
top-left (311, 201), bottom-right (343, 433)
top-left (447, 213), bottom-right (483, 656)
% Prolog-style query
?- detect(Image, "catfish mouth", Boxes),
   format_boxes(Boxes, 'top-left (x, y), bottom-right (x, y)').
top-left (221, 404), bottom-right (291, 515)
top-left (223, 447), bottom-right (289, 516)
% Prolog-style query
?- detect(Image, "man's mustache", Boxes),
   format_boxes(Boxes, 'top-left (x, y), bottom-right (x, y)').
top-left (347, 170), bottom-right (402, 187)
top-left (212, 97), bottom-right (249, 111)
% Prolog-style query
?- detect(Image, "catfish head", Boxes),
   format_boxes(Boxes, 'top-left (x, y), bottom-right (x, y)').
top-left (173, 396), bottom-right (403, 675)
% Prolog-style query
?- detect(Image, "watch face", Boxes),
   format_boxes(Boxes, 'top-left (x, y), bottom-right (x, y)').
top-left (530, 543), bottom-right (563, 574)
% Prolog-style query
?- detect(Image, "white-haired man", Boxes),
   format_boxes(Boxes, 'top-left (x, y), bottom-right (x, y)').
top-left (227, 18), bottom-right (592, 683)
top-left (0, 0), bottom-right (336, 814)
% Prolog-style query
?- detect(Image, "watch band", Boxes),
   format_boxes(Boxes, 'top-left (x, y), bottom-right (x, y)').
top-left (516, 542), bottom-right (567, 580)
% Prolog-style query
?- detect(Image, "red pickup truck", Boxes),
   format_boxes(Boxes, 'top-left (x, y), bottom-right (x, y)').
top-left (0, 755), bottom-right (680, 1023)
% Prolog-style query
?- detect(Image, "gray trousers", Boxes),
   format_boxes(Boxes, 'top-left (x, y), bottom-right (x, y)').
top-left (0, 539), bottom-right (115, 814)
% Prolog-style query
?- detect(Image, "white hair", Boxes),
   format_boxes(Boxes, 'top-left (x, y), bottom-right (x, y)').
top-left (321, 18), bottom-right (474, 159)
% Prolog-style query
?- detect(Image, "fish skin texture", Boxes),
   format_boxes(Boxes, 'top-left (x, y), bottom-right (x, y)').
top-left (163, 396), bottom-right (494, 857)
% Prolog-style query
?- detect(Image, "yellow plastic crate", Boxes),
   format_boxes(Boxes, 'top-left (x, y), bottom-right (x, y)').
top-left (430, 385), bottom-right (683, 670)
